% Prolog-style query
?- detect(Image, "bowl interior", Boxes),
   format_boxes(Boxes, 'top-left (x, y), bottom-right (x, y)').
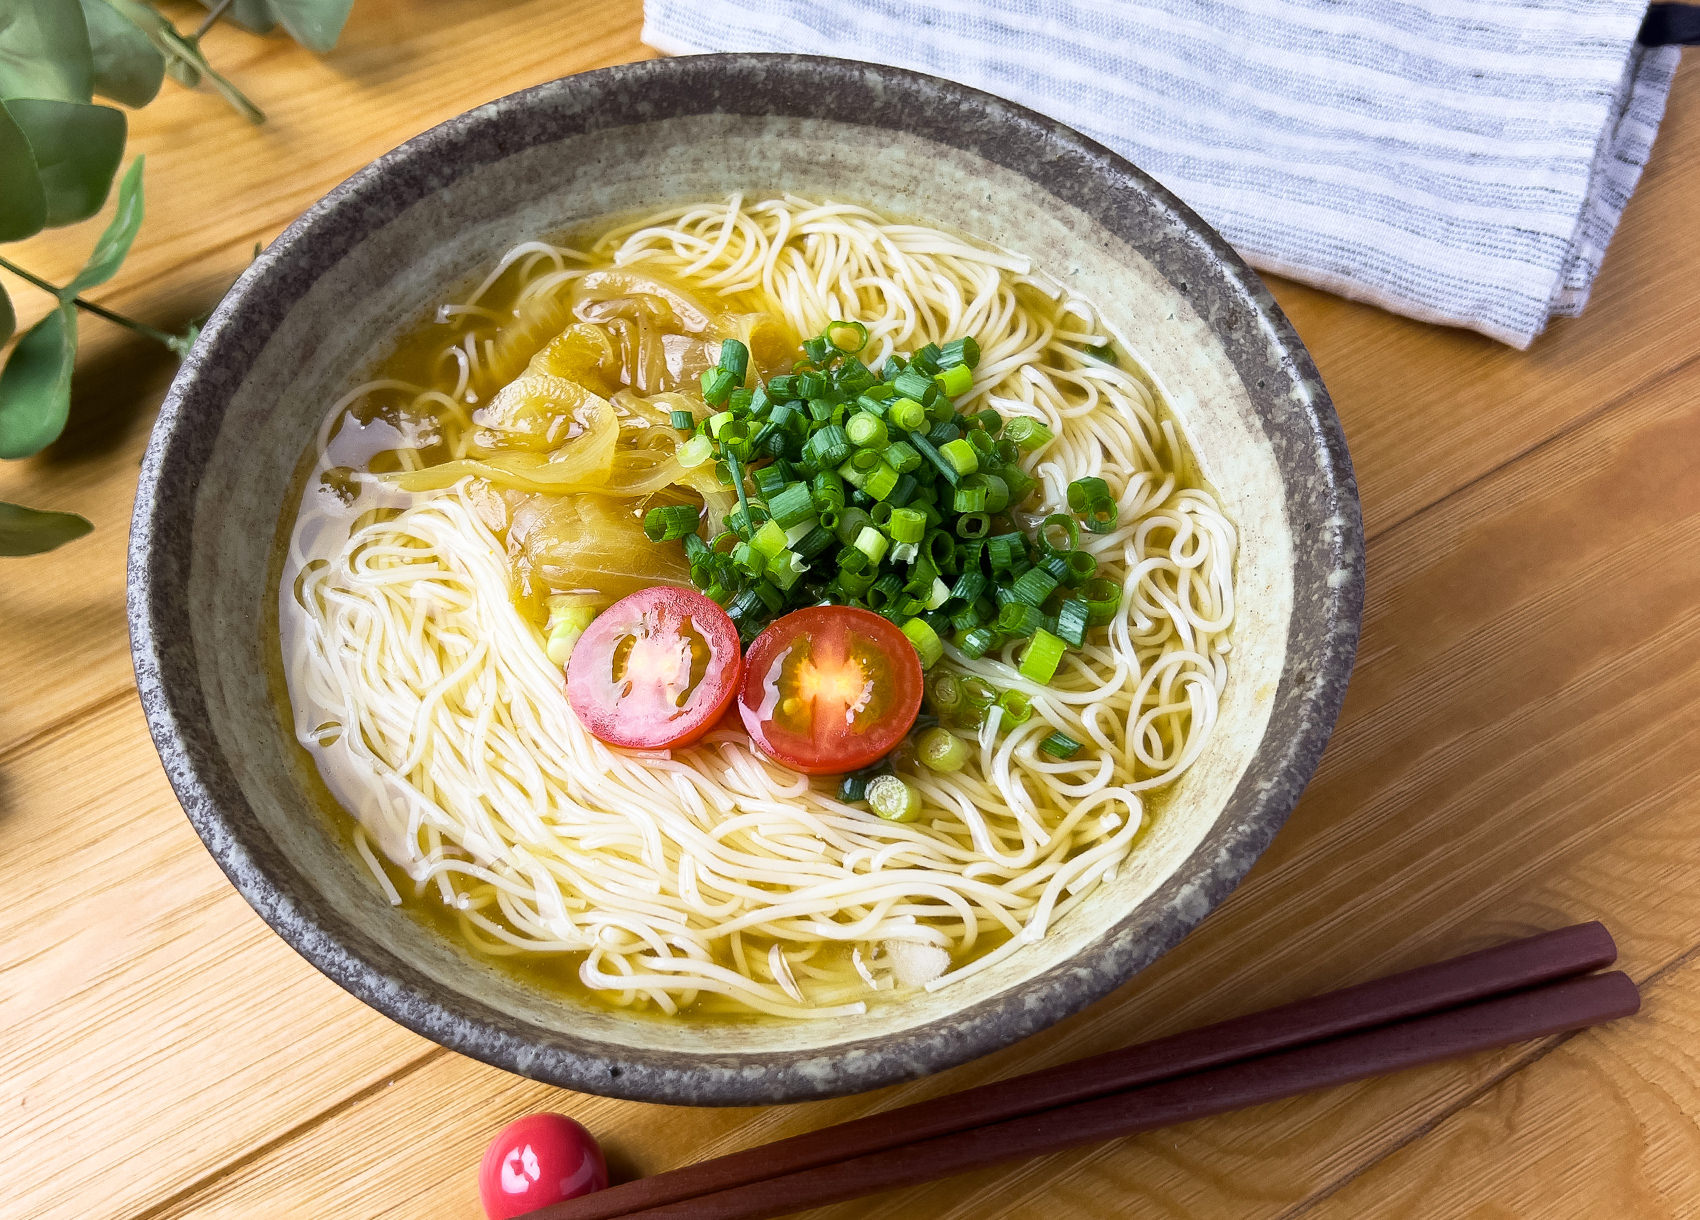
top-left (133, 56), bottom-right (1359, 1104)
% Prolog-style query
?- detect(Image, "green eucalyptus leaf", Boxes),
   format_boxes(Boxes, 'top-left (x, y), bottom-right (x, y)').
top-left (64, 156), bottom-right (144, 299)
top-left (0, 282), bottom-right (13, 347)
top-left (201, 0), bottom-right (278, 35)
top-left (80, 0), bottom-right (164, 108)
top-left (0, 500), bottom-right (93, 556)
top-left (3, 98), bottom-right (126, 227)
top-left (264, 0), bottom-right (353, 53)
top-left (99, 0), bottom-right (262, 123)
top-left (0, 304), bottom-right (77, 459)
top-left (0, 101), bottom-right (46, 241)
top-left (0, 0), bottom-right (95, 103)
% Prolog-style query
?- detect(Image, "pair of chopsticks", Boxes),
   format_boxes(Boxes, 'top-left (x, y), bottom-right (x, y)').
top-left (530, 923), bottom-right (1635, 1220)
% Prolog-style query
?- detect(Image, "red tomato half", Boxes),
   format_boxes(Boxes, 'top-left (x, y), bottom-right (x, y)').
top-left (738, 606), bottom-right (923, 775)
top-left (567, 586), bottom-right (742, 750)
top-left (478, 1112), bottom-right (607, 1219)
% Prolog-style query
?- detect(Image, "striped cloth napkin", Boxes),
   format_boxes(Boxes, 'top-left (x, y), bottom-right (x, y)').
top-left (641, 1), bottom-right (1685, 348)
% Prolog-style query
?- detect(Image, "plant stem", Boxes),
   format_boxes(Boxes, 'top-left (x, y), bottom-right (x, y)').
top-left (193, 0), bottom-right (234, 40)
top-left (0, 256), bottom-right (181, 349)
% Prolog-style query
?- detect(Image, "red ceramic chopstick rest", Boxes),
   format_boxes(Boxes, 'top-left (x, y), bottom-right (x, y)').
top-left (479, 1113), bottom-right (609, 1219)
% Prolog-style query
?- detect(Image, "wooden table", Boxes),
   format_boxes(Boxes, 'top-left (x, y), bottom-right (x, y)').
top-left (3, 4), bottom-right (1697, 1217)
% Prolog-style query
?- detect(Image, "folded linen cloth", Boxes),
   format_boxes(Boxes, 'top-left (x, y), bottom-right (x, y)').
top-left (642, 0), bottom-right (1684, 348)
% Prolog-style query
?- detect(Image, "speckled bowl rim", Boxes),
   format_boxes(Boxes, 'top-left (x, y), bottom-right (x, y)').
top-left (129, 53), bottom-right (1363, 1106)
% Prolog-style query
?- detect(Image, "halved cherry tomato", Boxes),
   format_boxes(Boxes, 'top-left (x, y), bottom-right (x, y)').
top-left (566, 586), bottom-right (741, 749)
top-left (738, 606), bottom-right (923, 775)
top-left (478, 1112), bottom-right (607, 1219)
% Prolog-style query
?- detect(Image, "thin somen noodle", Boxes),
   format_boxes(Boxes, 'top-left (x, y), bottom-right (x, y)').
top-left (280, 196), bottom-right (1235, 1018)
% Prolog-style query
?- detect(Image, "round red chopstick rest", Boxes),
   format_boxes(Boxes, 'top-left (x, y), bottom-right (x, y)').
top-left (479, 1113), bottom-right (608, 1220)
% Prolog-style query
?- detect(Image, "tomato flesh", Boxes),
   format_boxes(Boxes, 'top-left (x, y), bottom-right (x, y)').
top-left (566, 586), bottom-right (741, 750)
top-left (738, 606), bottom-right (923, 775)
top-left (478, 1112), bottom-right (607, 1219)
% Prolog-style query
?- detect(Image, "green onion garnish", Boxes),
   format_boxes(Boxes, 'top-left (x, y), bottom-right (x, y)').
top-left (1040, 731), bottom-right (1083, 758)
top-left (642, 504), bottom-right (700, 542)
top-left (866, 775), bottom-right (921, 822)
top-left (902, 617), bottom-right (944, 668)
top-left (670, 409), bottom-right (695, 431)
top-left (1019, 629), bottom-right (1068, 684)
top-left (934, 363), bottom-right (972, 396)
top-left (1004, 416), bottom-right (1054, 451)
top-left (916, 725), bottom-right (970, 772)
top-left (1056, 598), bottom-right (1090, 647)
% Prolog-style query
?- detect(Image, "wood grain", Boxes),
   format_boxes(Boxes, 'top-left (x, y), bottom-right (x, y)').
top-left (130, 289), bottom-right (1700, 1220)
top-left (1, 5), bottom-right (1697, 1219)
top-left (1305, 949), bottom-right (1700, 1219)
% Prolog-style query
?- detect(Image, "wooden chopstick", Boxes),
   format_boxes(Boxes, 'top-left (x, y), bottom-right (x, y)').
top-left (600, 970), bottom-right (1639, 1220)
top-left (532, 922), bottom-right (1618, 1220)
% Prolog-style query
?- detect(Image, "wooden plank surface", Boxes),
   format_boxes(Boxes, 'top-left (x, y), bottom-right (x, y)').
top-left (0, 3), bottom-right (1696, 1217)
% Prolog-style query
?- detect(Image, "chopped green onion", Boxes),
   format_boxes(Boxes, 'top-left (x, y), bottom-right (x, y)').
top-left (838, 773), bottom-right (870, 802)
top-left (997, 601), bottom-right (1043, 637)
top-left (792, 524), bottom-right (836, 559)
top-left (846, 412), bottom-right (888, 449)
top-left (767, 482), bottom-right (815, 528)
top-left (950, 570), bottom-right (988, 605)
top-left (987, 532), bottom-right (1024, 572)
top-left (865, 463), bottom-right (901, 501)
top-left (940, 336), bottom-right (980, 369)
top-left (1003, 416), bottom-right (1054, 451)
top-left (1084, 577), bottom-right (1122, 625)
top-left (907, 431), bottom-right (961, 486)
top-left (866, 775), bottom-right (921, 822)
top-left (752, 518), bottom-right (789, 559)
top-left (893, 369), bottom-right (936, 402)
top-left (1011, 568), bottom-right (1058, 606)
top-left (928, 670), bottom-right (964, 715)
top-left (767, 374), bottom-right (798, 399)
top-left (1064, 550), bottom-right (1097, 585)
top-left (717, 338), bottom-right (750, 380)
top-left (934, 364), bottom-right (973, 396)
top-left (888, 507), bottom-right (927, 545)
top-left (887, 396), bottom-right (927, 432)
top-left (958, 627), bottom-right (998, 659)
top-left (670, 409), bottom-right (696, 431)
top-left (853, 525), bottom-right (889, 565)
top-left (939, 438), bottom-right (979, 476)
top-left (827, 319), bottom-right (868, 352)
top-left (956, 512), bottom-right (991, 540)
top-left (544, 604), bottom-right (598, 667)
top-left (952, 482), bottom-right (988, 513)
top-left (768, 550), bottom-right (808, 591)
top-left (702, 366), bottom-right (738, 407)
top-left (1068, 476), bottom-right (1112, 511)
top-left (902, 618), bottom-right (944, 668)
top-left (997, 688), bottom-right (1034, 725)
top-left (1040, 514), bottom-right (1079, 556)
top-left (835, 507), bottom-right (875, 546)
top-left (916, 726), bottom-right (970, 772)
top-left (676, 434), bottom-right (714, 468)
top-left (1001, 465), bottom-right (1037, 506)
top-left (1056, 598), bottom-right (1090, 646)
top-left (1019, 629), bottom-right (1068, 684)
top-left (1083, 342), bottom-right (1117, 365)
top-left (642, 504), bottom-right (700, 542)
top-left (1041, 731), bottom-right (1084, 759)
top-left (883, 439), bottom-right (922, 474)
top-left (754, 465), bottom-right (788, 498)
top-left (926, 576), bottom-right (952, 610)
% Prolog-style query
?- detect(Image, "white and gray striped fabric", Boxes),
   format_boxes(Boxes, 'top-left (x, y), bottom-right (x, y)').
top-left (642, 0), bottom-right (1683, 348)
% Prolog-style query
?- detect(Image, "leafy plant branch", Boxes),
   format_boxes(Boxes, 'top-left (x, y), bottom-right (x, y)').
top-left (0, 0), bottom-right (352, 556)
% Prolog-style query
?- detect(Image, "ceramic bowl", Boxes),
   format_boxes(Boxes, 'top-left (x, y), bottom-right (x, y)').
top-left (129, 53), bottom-right (1363, 1105)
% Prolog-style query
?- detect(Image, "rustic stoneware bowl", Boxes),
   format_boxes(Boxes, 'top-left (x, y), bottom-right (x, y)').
top-left (129, 54), bottom-right (1363, 1105)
